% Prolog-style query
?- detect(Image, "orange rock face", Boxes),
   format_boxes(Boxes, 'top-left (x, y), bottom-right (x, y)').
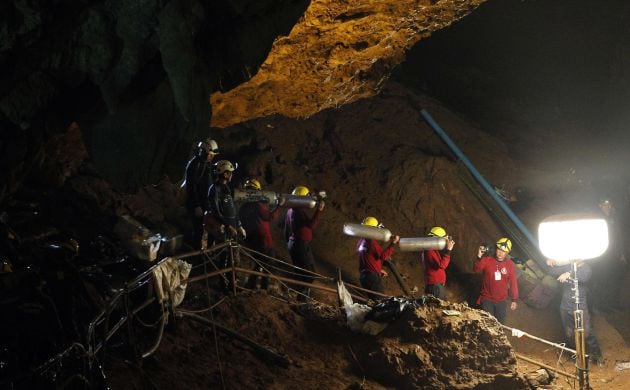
top-left (210, 0), bottom-right (487, 128)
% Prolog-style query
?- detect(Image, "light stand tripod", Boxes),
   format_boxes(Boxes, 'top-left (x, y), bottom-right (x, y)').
top-left (571, 260), bottom-right (589, 390)
top-left (538, 214), bottom-right (608, 390)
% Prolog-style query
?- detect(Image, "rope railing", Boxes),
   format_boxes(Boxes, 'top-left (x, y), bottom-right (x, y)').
top-left (16, 238), bottom-right (388, 387)
top-left (500, 324), bottom-right (580, 383)
top-left (500, 324), bottom-right (577, 356)
top-left (83, 240), bottom-right (388, 367)
top-left (43, 239), bottom-right (571, 388)
top-left (238, 246), bottom-right (335, 281)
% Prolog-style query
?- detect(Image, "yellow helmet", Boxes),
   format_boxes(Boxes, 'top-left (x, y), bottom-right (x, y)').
top-left (292, 186), bottom-right (310, 196)
top-left (429, 226), bottom-right (447, 238)
top-left (362, 216), bottom-right (379, 227)
top-left (244, 178), bottom-right (262, 190)
top-left (496, 237), bottom-right (512, 253)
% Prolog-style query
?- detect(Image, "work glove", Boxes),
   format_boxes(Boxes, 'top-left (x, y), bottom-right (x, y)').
top-left (238, 226), bottom-right (247, 239)
top-left (194, 206), bottom-right (204, 218)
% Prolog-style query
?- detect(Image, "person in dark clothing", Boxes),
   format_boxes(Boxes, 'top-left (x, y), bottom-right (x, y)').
top-left (473, 237), bottom-right (519, 324)
top-left (207, 160), bottom-right (246, 288)
top-left (420, 226), bottom-right (455, 300)
top-left (207, 160), bottom-right (246, 239)
top-left (546, 259), bottom-right (604, 367)
top-left (183, 139), bottom-right (219, 250)
top-left (591, 197), bottom-right (628, 311)
top-left (357, 216), bottom-right (400, 300)
top-left (239, 178), bottom-right (283, 290)
top-left (284, 185), bottom-right (324, 301)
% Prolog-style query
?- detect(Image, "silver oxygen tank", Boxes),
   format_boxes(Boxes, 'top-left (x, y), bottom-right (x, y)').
top-left (279, 194), bottom-right (317, 209)
top-left (234, 189), bottom-right (279, 204)
top-left (261, 190), bottom-right (279, 205)
top-left (342, 223), bottom-right (392, 242)
top-left (398, 237), bottom-right (446, 252)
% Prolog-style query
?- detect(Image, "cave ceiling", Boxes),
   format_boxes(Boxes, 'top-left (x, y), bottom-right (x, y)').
top-left (0, 0), bottom-right (488, 195)
top-left (4, 0), bottom-right (629, 196)
top-left (210, 0), bottom-right (486, 128)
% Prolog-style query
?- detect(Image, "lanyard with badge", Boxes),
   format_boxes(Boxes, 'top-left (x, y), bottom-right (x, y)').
top-left (494, 261), bottom-right (502, 281)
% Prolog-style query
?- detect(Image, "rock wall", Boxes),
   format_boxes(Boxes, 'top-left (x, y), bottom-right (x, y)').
top-left (0, 0), bottom-right (308, 194)
top-left (210, 0), bottom-right (486, 128)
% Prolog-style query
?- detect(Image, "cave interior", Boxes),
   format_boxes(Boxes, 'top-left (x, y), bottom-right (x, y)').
top-left (1, 0), bottom-right (630, 388)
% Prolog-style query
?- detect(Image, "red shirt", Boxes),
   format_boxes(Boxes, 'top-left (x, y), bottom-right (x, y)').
top-left (284, 207), bottom-right (322, 242)
top-left (421, 249), bottom-right (451, 285)
top-left (357, 238), bottom-right (395, 275)
top-left (239, 201), bottom-right (280, 249)
top-left (473, 255), bottom-right (519, 304)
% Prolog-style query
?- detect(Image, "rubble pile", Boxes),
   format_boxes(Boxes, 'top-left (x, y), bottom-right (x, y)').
top-left (356, 299), bottom-right (527, 388)
top-left (109, 291), bottom-right (528, 389)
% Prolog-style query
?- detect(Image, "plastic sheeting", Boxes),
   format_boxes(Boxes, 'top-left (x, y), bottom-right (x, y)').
top-left (336, 281), bottom-right (431, 335)
top-left (152, 258), bottom-right (192, 307)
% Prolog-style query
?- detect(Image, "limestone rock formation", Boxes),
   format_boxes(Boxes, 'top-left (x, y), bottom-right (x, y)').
top-left (210, 0), bottom-right (486, 128)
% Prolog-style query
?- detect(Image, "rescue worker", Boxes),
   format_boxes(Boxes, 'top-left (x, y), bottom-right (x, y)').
top-left (183, 138), bottom-right (219, 250)
top-left (207, 160), bottom-right (246, 239)
top-left (591, 196), bottom-right (628, 311)
top-left (420, 226), bottom-right (455, 300)
top-left (473, 237), bottom-right (519, 324)
top-left (546, 259), bottom-right (604, 367)
top-left (207, 160), bottom-right (246, 289)
top-left (357, 217), bottom-right (400, 300)
top-left (284, 185), bottom-right (324, 301)
top-left (239, 178), bottom-right (283, 290)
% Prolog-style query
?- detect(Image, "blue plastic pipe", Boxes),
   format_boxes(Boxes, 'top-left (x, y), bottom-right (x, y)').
top-left (420, 109), bottom-right (539, 249)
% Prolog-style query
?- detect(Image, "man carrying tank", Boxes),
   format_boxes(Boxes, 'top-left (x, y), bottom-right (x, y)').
top-left (420, 226), bottom-right (455, 300)
top-left (284, 185), bottom-right (324, 301)
top-left (239, 178), bottom-right (283, 290)
top-left (473, 237), bottom-right (519, 324)
top-left (183, 138), bottom-right (219, 250)
top-left (357, 217), bottom-right (400, 300)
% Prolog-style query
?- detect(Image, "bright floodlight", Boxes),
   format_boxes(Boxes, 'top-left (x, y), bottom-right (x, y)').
top-left (538, 213), bottom-right (608, 264)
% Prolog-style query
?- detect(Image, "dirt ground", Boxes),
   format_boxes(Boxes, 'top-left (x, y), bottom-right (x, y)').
top-left (105, 81), bottom-right (630, 389)
top-left (107, 282), bottom-right (629, 389)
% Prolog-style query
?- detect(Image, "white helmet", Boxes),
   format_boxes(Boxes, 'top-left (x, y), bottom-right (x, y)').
top-left (198, 139), bottom-right (219, 155)
top-left (214, 160), bottom-right (235, 174)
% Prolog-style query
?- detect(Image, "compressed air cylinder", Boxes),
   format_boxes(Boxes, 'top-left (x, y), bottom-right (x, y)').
top-left (261, 190), bottom-right (279, 204)
top-left (342, 223), bottom-right (392, 242)
top-left (398, 237), bottom-right (446, 252)
top-left (280, 194), bottom-right (317, 209)
top-left (233, 189), bottom-right (279, 204)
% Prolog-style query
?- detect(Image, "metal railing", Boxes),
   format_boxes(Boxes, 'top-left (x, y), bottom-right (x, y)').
top-left (81, 239), bottom-right (383, 370)
top-left (31, 238), bottom-right (577, 388)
